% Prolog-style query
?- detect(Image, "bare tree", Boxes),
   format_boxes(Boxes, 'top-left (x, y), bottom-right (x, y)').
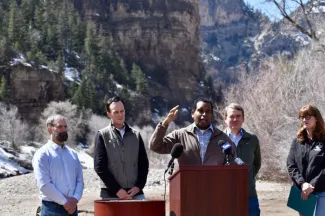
top-left (221, 37), bottom-right (325, 180)
top-left (86, 114), bottom-right (110, 156)
top-left (0, 103), bottom-right (30, 149)
top-left (39, 101), bottom-right (92, 147)
top-left (266, 0), bottom-right (319, 40)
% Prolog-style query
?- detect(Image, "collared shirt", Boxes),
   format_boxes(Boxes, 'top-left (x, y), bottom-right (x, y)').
top-left (114, 124), bottom-right (126, 138)
top-left (226, 128), bottom-right (243, 147)
top-left (32, 140), bottom-right (84, 205)
top-left (193, 124), bottom-right (214, 162)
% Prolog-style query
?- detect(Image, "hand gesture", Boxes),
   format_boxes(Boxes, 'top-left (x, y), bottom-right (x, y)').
top-left (301, 182), bottom-right (314, 200)
top-left (128, 187), bottom-right (140, 197)
top-left (63, 197), bottom-right (78, 214)
top-left (162, 105), bottom-right (179, 126)
top-left (116, 188), bottom-right (132, 200)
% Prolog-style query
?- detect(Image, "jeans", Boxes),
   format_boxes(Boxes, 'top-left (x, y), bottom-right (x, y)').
top-left (132, 194), bottom-right (146, 200)
top-left (299, 191), bottom-right (325, 216)
top-left (248, 197), bottom-right (261, 216)
top-left (41, 200), bottom-right (78, 216)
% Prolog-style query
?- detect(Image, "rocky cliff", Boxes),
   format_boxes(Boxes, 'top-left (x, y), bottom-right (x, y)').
top-left (199, 0), bottom-right (301, 81)
top-left (10, 63), bottom-right (65, 122)
top-left (199, 0), bottom-right (263, 78)
top-left (75, 0), bottom-right (203, 107)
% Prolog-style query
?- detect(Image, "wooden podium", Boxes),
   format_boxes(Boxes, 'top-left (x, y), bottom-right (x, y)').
top-left (94, 200), bottom-right (165, 216)
top-left (169, 165), bottom-right (249, 216)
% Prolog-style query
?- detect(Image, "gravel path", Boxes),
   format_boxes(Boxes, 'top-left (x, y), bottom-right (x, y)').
top-left (0, 169), bottom-right (294, 216)
top-left (0, 169), bottom-right (167, 216)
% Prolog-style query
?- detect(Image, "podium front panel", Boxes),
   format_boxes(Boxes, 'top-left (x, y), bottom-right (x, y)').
top-left (94, 200), bottom-right (165, 216)
top-left (169, 165), bottom-right (249, 216)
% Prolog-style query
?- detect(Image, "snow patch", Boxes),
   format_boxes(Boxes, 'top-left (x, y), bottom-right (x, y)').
top-left (115, 83), bottom-right (123, 89)
top-left (0, 146), bottom-right (31, 178)
top-left (65, 66), bottom-right (80, 82)
top-left (77, 151), bottom-right (94, 169)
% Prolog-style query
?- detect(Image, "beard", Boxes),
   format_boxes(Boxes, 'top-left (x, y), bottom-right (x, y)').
top-left (53, 132), bottom-right (68, 142)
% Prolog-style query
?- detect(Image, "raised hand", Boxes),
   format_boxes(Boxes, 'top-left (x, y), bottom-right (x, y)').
top-left (162, 105), bottom-right (179, 127)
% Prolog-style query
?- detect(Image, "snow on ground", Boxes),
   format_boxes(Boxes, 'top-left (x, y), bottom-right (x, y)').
top-left (78, 150), bottom-right (94, 169)
top-left (0, 143), bottom-right (94, 178)
top-left (0, 147), bottom-right (30, 178)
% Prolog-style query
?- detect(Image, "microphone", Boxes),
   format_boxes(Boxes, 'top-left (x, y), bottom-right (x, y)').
top-left (163, 143), bottom-right (184, 200)
top-left (218, 140), bottom-right (245, 165)
top-left (218, 140), bottom-right (232, 155)
top-left (165, 143), bottom-right (183, 174)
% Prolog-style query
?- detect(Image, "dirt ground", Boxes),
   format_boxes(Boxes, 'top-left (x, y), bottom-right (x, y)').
top-left (0, 170), bottom-right (297, 216)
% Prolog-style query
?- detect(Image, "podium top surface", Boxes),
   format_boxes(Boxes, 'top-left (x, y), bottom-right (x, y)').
top-left (94, 200), bottom-right (165, 203)
top-left (168, 165), bottom-right (249, 180)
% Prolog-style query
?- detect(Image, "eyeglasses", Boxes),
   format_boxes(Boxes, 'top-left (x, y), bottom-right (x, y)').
top-left (299, 115), bottom-right (312, 120)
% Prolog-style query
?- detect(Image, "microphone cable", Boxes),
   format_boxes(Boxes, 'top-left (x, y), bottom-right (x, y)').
top-left (163, 169), bottom-right (167, 200)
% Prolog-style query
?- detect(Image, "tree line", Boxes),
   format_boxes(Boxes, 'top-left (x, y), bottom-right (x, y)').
top-left (0, 0), bottom-right (149, 115)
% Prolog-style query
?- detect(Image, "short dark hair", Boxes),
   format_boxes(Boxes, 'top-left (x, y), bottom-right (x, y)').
top-left (192, 98), bottom-right (214, 112)
top-left (106, 96), bottom-right (123, 112)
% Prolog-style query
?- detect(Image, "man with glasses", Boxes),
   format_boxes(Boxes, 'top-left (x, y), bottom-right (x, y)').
top-left (32, 115), bottom-right (84, 216)
top-left (224, 103), bottom-right (261, 216)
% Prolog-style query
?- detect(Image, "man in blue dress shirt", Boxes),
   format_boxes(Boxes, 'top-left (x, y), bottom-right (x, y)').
top-left (33, 115), bottom-right (84, 216)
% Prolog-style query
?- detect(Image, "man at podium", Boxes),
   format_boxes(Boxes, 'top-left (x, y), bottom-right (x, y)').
top-left (149, 98), bottom-right (236, 165)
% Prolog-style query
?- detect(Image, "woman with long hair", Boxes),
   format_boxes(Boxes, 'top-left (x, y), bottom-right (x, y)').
top-left (287, 105), bottom-right (325, 216)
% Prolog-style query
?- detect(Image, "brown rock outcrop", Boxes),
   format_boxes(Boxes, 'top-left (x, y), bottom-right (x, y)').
top-left (10, 63), bottom-right (65, 122)
top-left (75, 0), bottom-right (203, 106)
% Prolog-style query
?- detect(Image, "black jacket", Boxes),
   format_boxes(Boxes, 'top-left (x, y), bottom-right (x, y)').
top-left (287, 138), bottom-right (325, 193)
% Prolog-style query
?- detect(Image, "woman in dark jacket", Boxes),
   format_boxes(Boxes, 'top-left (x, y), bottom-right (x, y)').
top-left (287, 105), bottom-right (325, 216)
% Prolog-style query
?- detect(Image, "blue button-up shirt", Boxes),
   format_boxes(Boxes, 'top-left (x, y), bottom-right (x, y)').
top-left (32, 140), bottom-right (84, 205)
top-left (194, 124), bottom-right (214, 162)
top-left (226, 128), bottom-right (243, 147)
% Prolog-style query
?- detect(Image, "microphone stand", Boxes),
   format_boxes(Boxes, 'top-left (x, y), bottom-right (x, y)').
top-left (168, 162), bottom-right (175, 175)
top-left (164, 162), bottom-right (175, 200)
top-left (224, 154), bottom-right (231, 165)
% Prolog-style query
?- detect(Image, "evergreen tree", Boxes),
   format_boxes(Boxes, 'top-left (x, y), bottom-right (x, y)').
top-left (0, 75), bottom-right (10, 103)
top-left (57, 51), bottom-right (65, 78)
top-left (72, 77), bottom-right (96, 110)
top-left (7, 0), bottom-right (17, 44)
top-left (8, 0), bottom-right (28, 51)
top-left (131, 63), bottom-right (148, 94)
top-left (21, 0), bottom-right (37, 26)
top-left (0, 38), bottom-right (12, 74)
top-left (70, 14), bottom-right (85, 53)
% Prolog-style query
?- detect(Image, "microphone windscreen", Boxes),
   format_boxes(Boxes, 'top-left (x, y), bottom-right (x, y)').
top-left (218, 140), bottom-right (227, 146)
top-left (220, 142), bottom-right (232, 151)
top-left (170, 143), bottom-right (183, 158)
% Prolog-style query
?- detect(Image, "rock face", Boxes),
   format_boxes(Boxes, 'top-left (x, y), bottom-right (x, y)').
top-left (199, 0), bottom-right (263, 72)
top-left (200, 0), bottom-right (246, 26)
top-left (199, 0), bottom-right (304, 80)
top-left (10, 64), bottom-right (65, 122)
top-left (75, 0), bottom-right (202, 106)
